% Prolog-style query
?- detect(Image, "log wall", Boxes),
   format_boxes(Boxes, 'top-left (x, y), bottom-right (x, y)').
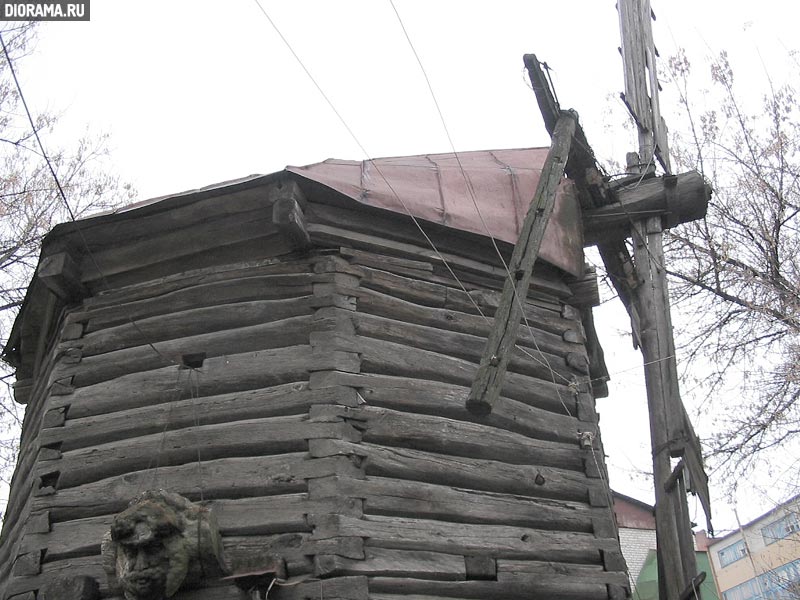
top-left (0, 187), bottom-right (626, 600)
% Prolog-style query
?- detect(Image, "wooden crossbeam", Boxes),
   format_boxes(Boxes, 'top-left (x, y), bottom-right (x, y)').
top-left (466, 111), bottom-right (576, 416)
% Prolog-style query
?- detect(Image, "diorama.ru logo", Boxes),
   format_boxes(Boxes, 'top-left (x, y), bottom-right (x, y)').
top-left (2, 1), bottom-right (89, 21)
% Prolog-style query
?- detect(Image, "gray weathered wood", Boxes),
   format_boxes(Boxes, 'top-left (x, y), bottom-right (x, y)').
top-left (79, 255), bottom-right (315, 311)
top-left (38, 252), bottom-right (85, 302)
top-left (468, 112), bottom-right (576, 416)
top-left (370, 577), bottom-right (608, 600)
top-left (75, 272), bottom-right (319, 333)
top-left (340, 373), bottom-right (590, 444)
top-left (49, 416), bottom-right (360, 489)
top-left (353, 311), bottom-right (577, 384)
top-left (309, 514), bottom-right (617, 562)
top-left (40, 574), bottom-right (100, 600)
top-left (33, 454), bottom-right (360, 521)
top-left (308, 222), bottom-right (575, 302)
top-left (42, 384), bottom-right (349, 451)
top-left (79, 208), bottom-right (281, 282)
top-left (60, 315), bottom-right (314, 388)
top-left (50, 346), bottom-right (314, 419)
top-left (75, 296), bottom-right (316, 357)
top-left (354, 284), bottom-right (583, 358)
top-left (307, 203), bottom-right (574, 298)
top-left (317, 439), bottom-right (602, 503)
top-left (315, 547), bottom-right (465, 580)
top-left (308, 475), bottom-right (601, 532)
top-left (359, 267), bottom-right (575, 336)
top-left (583, 170), bottom-right (709, 245)
top-left (351, 405), bottom-right (581, 470)
top-left (632, 217), bottom-right (687, 599)
top-left (497, 559), bottom-right (629, 585)
top-left (357, 335), bottom-right (576, 416)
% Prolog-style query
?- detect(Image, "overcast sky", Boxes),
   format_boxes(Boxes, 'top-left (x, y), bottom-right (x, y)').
top-left (11, 0), bottom-right (800, 532)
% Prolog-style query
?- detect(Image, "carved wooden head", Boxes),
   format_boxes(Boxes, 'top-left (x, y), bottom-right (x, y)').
top-left (101, 490), bottom-right (226, 600)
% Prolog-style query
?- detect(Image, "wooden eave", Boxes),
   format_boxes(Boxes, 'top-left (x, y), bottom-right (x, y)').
top-left (2, 160), bottom-right (601, 381)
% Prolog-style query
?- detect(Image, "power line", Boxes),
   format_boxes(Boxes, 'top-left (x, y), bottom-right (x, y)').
top-left (0, 31), bottom-right (187, 372)
top-left (388, 1), bottom-right (578, 410)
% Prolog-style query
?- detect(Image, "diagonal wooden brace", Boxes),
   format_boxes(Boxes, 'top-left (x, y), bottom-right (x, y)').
top-left (467, 111), bottom-right (576, 415)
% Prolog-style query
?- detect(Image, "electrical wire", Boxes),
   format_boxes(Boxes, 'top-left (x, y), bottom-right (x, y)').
top-left (0, 31), bottom-right (187, 372)
top-left (388, 0), bottom-right (577, 415)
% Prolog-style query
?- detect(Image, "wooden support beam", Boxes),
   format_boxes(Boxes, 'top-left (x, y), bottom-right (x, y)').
top-left (271, 179), bottom-right (311, 250)
top-left (37, 251), bottom-right (85, 302)
top-left (676, 469), bottom-right (699, 584)
top-left (466, 111), bottom-right (576, 416)
top-left (632, 216), bottom-right (687, 600)
top-left (583, 171), bottom-right (710, 246)
top-left (524, 54), bottom-right (610, 209)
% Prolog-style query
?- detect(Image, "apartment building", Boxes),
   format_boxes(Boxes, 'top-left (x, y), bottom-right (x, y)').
top-left (709, 495), bottom-right (800, 600)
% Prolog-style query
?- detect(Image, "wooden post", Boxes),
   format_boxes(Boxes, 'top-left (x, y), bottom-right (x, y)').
top-left (466, 111), bottom-right (576, 415)
top-left (676, 470), bottom-right (699, 582)
top-left (632, 216), bottom-right (686, 600)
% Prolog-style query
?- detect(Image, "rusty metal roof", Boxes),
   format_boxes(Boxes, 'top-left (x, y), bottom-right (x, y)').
top-left (287, 148), bottom-right (583, 276)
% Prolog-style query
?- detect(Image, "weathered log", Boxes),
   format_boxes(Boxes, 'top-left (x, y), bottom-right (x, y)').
top-left (212, 494), bottom-right (361, 536)
top-left (308, 203), bottom-right (524, 279)
top-left (33, 454), bottom-right (361, 522)
top-left (42, 384), bottom-right (349, 451)
top-left (353, 311), bottom-right (577, 384)
top-left (273, 193), bottom-right (311, 250)
top-left (468, 112), bottom-right (576, 415)
top-left (73, 272), bottom-right (319, 333)
top-left (20, 495), bottom-right (361, 564)
top-left (315, 547), bottom-right (466, 580)
top-left (37, 252), bottom-right (85, 303)
top-left (319, 440), bottom-right (602, 503)
top-left (356, 336), bottom-right (576, 416)
top-left (79, 208), bottom-right (281, 282)
top-left (21, 514), bottom-right (108, 560)
top-left (343, 373), bottom-right (591, 444)
top-left (39, 574), bottom-right (100, 600)
top-left (268, 574), bottom-right (368, 600)
top-left (60, 315), bottom-right (314, 388)
top-left (369, 578), bottom-right (609, 600)
top-left (583, 171), bottom-right (710, 246)
top-left (80, 255), bottom-right (315, 311)
top-left (341, 247), bottom-right (433, 273)
top-left (76, 296), bottom-right (316, 357)
top-left (308, 475), bottom-right (601, 532)
top-left (350, 405), bottom-right (581, 470)
top-left (5, 557), bottom-right (106, 599)
top-left (50, 346), bottom-right (314, 419)
top-left (354, 285), bottom-right (583, 357)
top-left (307, 222), bottom-right (575, 301)
top-left (359, 267), bottom-right (579, 338)
top-left (50, 416), bottom-right (360, 489)
top-left (309, 514), bottom-right (615, 563)
top-left (496, 559), bottom-right (629, 585)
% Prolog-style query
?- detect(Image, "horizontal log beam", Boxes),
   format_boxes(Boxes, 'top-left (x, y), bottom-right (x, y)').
top-left (583, 171), bottom-right (710, 246)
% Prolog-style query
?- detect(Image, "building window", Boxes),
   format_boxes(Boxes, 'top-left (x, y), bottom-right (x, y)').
top-left (721, 578), bottom-right (759, 600)
top-left (719, 539), bottom-right (748, 567)
top-left (761, 514), bottom-right (800, 546)
top-left (721, 559), bottom-right (800, 600)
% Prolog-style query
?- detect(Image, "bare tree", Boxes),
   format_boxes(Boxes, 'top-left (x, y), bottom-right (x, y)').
top-left (0, 23), bottom-right (134, 490)
top-left (663, 49), bottom-right (800, 485)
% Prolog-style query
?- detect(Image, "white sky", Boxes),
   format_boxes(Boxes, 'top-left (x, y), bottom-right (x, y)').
top-left (10, 0), bottom-right (800, 533)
